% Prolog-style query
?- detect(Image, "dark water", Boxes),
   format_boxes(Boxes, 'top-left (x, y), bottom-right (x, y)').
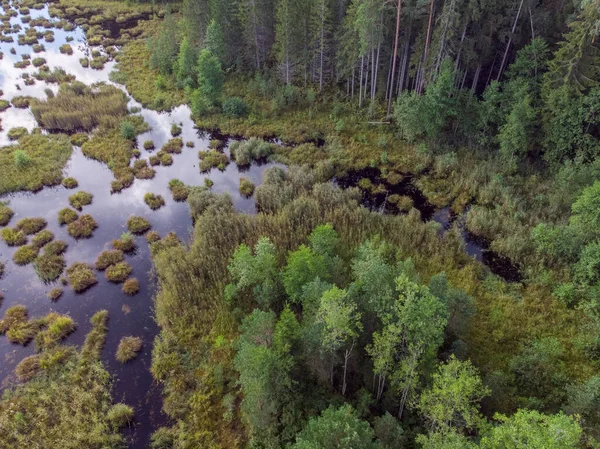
top-left (336, 169), bottom-right (522, 282)
top-left (0, 3), bottom-right (283, 447)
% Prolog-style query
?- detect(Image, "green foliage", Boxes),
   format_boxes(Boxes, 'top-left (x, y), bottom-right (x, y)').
top-left (106, 403), bottom-right (135, 429)
top-left (0, 203), bottom-right (14, 226)
top-left (127, 216), bottom-right (151, 234)
top-left (176, 38), bottom-right (197, 87)
top-left (13, 245), bottom-right (39, 265)
top-left (33, 254), bottom-right (65, 282)
top-left (68, 191), bottom-right (93, 210)
top-left (197, 49), bottom-right (223, 105)
top-left (222, 96), bottom-right (249, 117)
top-left (106, 262), bottom-right (133, 283)
top-left (16, 217), bottom-right (46, 235)
top-left (144, 193), bottom-right (165, 210)
top-left (116, 336), bottom-right (142, 362)
top-left (120, 120), bottom-right (137, 140)
top-left (122, 278), bottom-right (140, 295)
top-left (149, 9), bottom-right (179, 75)
top-left (66, 262), bottom-right (97, 293)
top-left (94, 250), bottom-right (124, 271)
top-left (66, 214), bottom-right (98, 239)
top-left (1, 227), bottom-right (27, 246)
top-left (58, 208), bottom-right (78, 225)
top-left (282, 244), bottom-right (327, 302)
top-left (239, 177), bottom-right (255, 197)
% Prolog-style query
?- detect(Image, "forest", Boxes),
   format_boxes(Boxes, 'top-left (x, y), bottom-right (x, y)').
top-left (0, 0), bottom-right (598, 447)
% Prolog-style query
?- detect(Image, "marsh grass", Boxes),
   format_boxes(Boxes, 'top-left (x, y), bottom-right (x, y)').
top-left (0, 203), bottom-right (14, 226)
top-left (115, 336), bottom-right (142, 362)
top-left (13, 244), bottom-right (39, 265)
top-left (198, 150), bottom-right (229, 172)
top-left (161, 137), bottom-right (183, 154)
top-left (146, 231), bottom-right (160, 243)
top-left (159, 152), bottom-right (173, 166)
top-left (66, 262), bottom-right (97, 292)
top-left (0, 305), bottom-right (40, 344)
top-left (44, 240), bottom-right (68, 256)
top-left (149, 155), bottom-right (160, 166)
top-left (107, 403), bottom-right (135, 429)
top-left (1, 228), bottom-right (27, 246)
top-left (169, 179), bottom-right (189, 201)
top-left (11, 95), bottom-right (33, 108)
top-left (47, 287), bottom-right (63, 301)
top-left (106, 261), bottom-right (132, 283)
top-left (67, 214), bottom-right (98, 239)
top-left (8, 126), bottom-right (28, 141)
top-left (34, 313), bottom-right (76, 350)
top-left (68, 191), bottom-right (93, 210)
top-left (143, 140), bottom-right (155, 150)
top-left (31, 230), bottom-right (54, 248)
top-left (33, 254), bottom-right (66, 282)
top-left (62, 177), bottom-right (78, 189)
top-left (144, 193), bottom-right (165, 210)
top-left (122, 278), bottom-right (140, 295)
top-left (16, 217), bottom-right (47, 235)
top-left (58, 207), bottom-right (78, 225)
top-left (127, 216), bottom-right (150, 234)
top-left (94, 249), bottom-right (124, 271)
top-left (113, 232), bottom-right (136, 252)
top-left (59, 43), bottom-right (73, 54)
top-left (170, 123), bottom-right (182, 136)
top-left (82, 130), bottom-right (134, 178)
top-left (239, 178), bottom-right (255, 197)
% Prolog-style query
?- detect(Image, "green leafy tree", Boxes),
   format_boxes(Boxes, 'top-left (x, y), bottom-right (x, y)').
top-left (373, 412), bottom-right (405, 449)
top-left (177, 38), bottom-right (197, 87)
top-left (498, 90), bottom-right (536, 172)
top-left (149, 8), bottom-right (179, 75)
top-left (564, 376), bottom-right (600, 436)
top-left (316, 286), bottom-right (362, 395)
top-left (281, 245), bottom-right (328, 302)
top-left (204, 19), bottom-right (226, 63)
top-left (480, 410), bottom-right (582, 449)
top-left (197, 49), bottom-right (223, 105)
top-left (290, 404), bottom-right (382, 449)
top-left (416, 430), bottom-right (478, 449)
top-left (418, 356), bottom-right (490, 433)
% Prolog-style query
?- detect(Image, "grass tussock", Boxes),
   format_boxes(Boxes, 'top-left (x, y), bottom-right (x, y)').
top-left (13, 245), bottom-right (39, 265)
top-left (107, 403), bottom-right (135, 429)
top-left (144, 193), bottom-right (165, 210)
top-left (0, 203), bottom-right (14, 226)
top-left (33, 254), bottom-right (66, 282)
top-left (169, 179), bottom-right (189, 201)
top-left (122, 278), bottom-right (140, 295)
top-left (67, 214), bottom-right (98, 239)
top-left (113, 232), bottom-right (136, 252)
top-left (94, 250), bottom-right (124, 271)
top-left (47, 287), bottom-right (63, 301)
top-left (31, 230), bottom-right (54, 248)
top-left (1, 228), bottom-right (27, 246)
top-left (106, 261), bottom-right (132, 283)
top-left (146, 231), bottom-right (160, 243)
top-left (0, 305), bottom-right (39, 344)
top-left (34, 313), bottom-right (76, 350)
top-left (239, 178), bottom-right (255, 197)
top-left (198, 150), bottom-right (229, 172)
top-left (82, 130), bottom-right (134, 178)
top-left (16, 217), bottom-right (47, 235)
top-left (61, 177), bottom-right (78, 189)
top-left (66, 262), bottom-right (97, 293)
top-left (115, 336), bottom-right (142, 363)
top-left (44, 240), bottom-right (68, 256)
top-left (127, 216), bottom-right (150, 234)
top-left (68, 191), bottom-right (93, 210)
top-left (58, 208), bottom-right (78, 225)
top-left (162, 138), bottom-right (183, 154)
top-left (0, 134), bottom-right (72, 195)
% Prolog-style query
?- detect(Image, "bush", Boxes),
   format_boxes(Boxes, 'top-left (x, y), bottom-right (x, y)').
top-left (80, 57), bottom-right (89, 67)
top-left (95, 250), bottom-right (124, 271)
top-left (59, 44), bottom-right (73, 55)
top-left (107, 403), bottom-right (135, 428)
top-left (66, 262), bottom-right (97, 292)
top-left (8, 127), bottom-right (28, 141)
top-left (169, 179), bottom-right (189, 201)
top-left (170, 123), bottom-right (182, 137)
top-left (230, 138), bottom-right (274, 166)
top-left (69, 191), bottom-right (93, 210)
top-left (0, 100), bottom-right (10, 112)
top-left (186, 141), bottom-right (194, 148)
top-left (239, 178), bottom-right (255, 197)
top-left (106, 261), bottom-right (133, 284)
top-left (44, 240), bottom-right (68, 256)
top-left (127, 216), bottom-right (151, 234)
top-left (13, 149), bottom-right (31, 169)
top-left (144, 193), bottom-right (165, 210)
top-left (13, 245), bottom-right (39, 265)
top-left (113, 232), bottom-right (136, 253)
top-left (67, 214), bottom-right (98, 239)
top-left (159, 152), bottom-right (173, 166)
top-left (17, 217), bottom-right (47, 235)
top-left (120, 121), bottom-right (136, 140)
top-left (149, 155), bottom-right (160, 166)
top-left (0, 203), bottom-right (14, 226)
top-left (1, 228), bottom-right (27, 246)
top-left (122, 278), bottom-right (140, 295)
top-left (222, 97), bottom-right (249, 118)
top-left (58, 208), bottom-right (78, 225)
top-left (162, 138), bottom-right (183, 154)
top-left (62, 177), bottom-right (78, 189)
top-left (33, 254), bottom-right (65, 281)
top-left (31, 229), bottom-right (54, 248)
top-left (143, 140), bottom-right (155, 150)
top-left (47, 288), bottom-right (63, 301)
top-left (116, 336), bottom-right (142, 362)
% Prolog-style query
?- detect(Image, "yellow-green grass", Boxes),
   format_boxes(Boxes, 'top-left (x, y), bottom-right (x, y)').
top-left (66, 214), bottom-right (98, 239)
top-left (113, 232), bottom-right (136, 252)
top-left (82, 130), bottom-right (133, 178)
top-left (31, 229), bottom-right (54, 248)
top-left (0, 134), bottom-right (72, 195)
top-left (1, 228), bottom-right (27, 246)
top-left (115, 336), bottom-right (142, 362)
top-left (122, 277), bottom-right (140, 295)
top-left (47, 287), bottom-right (63, 301)
top-left (16, 217), bottom-right (47, 234)
top-left (44, 240), bottom-right (68, 256)
top-left (105, 261), bottom-right (132, 283)
top-left (66, 262), bottom-right (97, 292)
top-left (239, 178), bottom-right (255, 197)
top-left (58, 207), bottom-right (78, 225)
top-left (33, 254), bottom-right (66, 282)
top-left (0, 203), bottom-right (14, 226)
top-left (94, 249), bottom-right (124, 271)
top-left (13, 245), bottom-right (39, 265)
top-left (127, 216), bottom-right (150, 234)
top-left (68, 191), bottom-right (93, 210)
top-left (144, 192), bottom-right (165, 210)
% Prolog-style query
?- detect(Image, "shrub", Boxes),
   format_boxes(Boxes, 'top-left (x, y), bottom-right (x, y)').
top-left (239, 178), bottom-right (255, 197)
top-left (95, 250), bottom-right (124, 271)
top-left (59, 44), bottom-right (73, 55)
top-left (149, 232), bottom-right (180, 256)
top-left (115, 336), bottom-right (142, 362)
top-left (16, 217), bottom-right (47, 234)
top-left (44, 240), bottom-right (68, 256)
top-left (162, 138), bottom-right (183, 154)
top-left (120, 121), bottom-right (136, 140)
top-left (170, 123), bottom-right (182, 136)
top-left (143, 140), bottom-right (155, 150)
top-left (159, 152), bottom-right (173, 166)
top-left (13, 149), bottom-right (31, 169)
top-left (113, 232), bottom-right (136, 252)
top-left (0, 203), bottom-right (14, 226)
top-left (149, 155), bottom-right (160, 166)
top-left (33, 254), bottom-right (65, 282)
top-left (58, 208), bottom-right (78, 225)
top-left (198, 150), bottom-right (229, 172)
top-left (62, 177), bottom-right (78, 189)
top-left (230, 138), bottom-right (275, 167)
top-left (66, 262), bottom-right (97, 292)
top-left (122, 278), bottom-right (140, 295)
top-left (106, 262), bottom-right (132, 283)
top-left (146, 231), bottom-right (161, 243)
top-left (80, 57), bottom-right (89, 67)
top-left (1, 228), bottom-right (27, 246)
top-left (8, 127), bottom-right (28, 141)
top-left (169, 179), bottom-right (189, 201)
top-left (67, 214), bottom-right (98, 239)
top-left (222, 97), bottom-right (249, 118)
top-left (31, 229), bottom-right (54, 248)
top-left (13, 245), bottom-right (39, 265)
top-left (127, 216), bottom-right (151, 234)
top-left (69, 191), bottom-right (93, 210)
top-left (47, 287), bottom-right (63, 301)
top-left (107, 403), bottom-right (135, 428)
top-left (144, 193), bottom-right (165, 210)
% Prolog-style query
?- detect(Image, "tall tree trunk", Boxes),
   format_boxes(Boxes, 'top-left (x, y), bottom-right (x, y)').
top-left (359, 55), bottom-right (364, 107)
top-left (454, 23), bottom-right (468, 71)
top-left (319, 0), bottom-right (325, 91)
top-left (496, 0), bottom-right (524, 81)
top-left (387, 0), bottom-right (402, 116)
top-left (418, 0), bottom-right (435, 94)
top-left (471, 63), bottom-right (481, 92)
top-left (342, 342), bottom-right (355, 396)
